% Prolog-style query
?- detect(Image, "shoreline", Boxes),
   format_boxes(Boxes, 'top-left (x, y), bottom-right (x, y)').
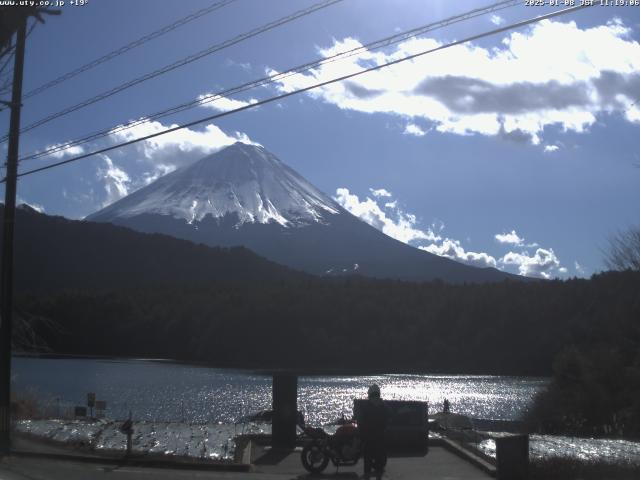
top-left (12, 352), bottom-right (551, 378)
top-left (13, 417), bottom-right (640, 466)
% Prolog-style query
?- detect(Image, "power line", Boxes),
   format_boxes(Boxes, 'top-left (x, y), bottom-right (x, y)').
top-left (7, 3), bottom-right (594, 182)
top-left (22, 0), bottom-right (237, 100)
top-left (0, 41), bottom-right (15, 63)
top-left (3, 0), bottom-right (344, 142)
top-left (22, 0), bottom-right (520, 163)
top-left (0, 49), bottom-right (14, 79)
top-left (23, 0), bottom-right (518, 161)
top-left (0, 20), bottom-right (36, 102)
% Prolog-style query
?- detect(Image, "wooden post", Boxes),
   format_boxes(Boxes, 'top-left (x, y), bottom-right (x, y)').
top-left (272, 374), bottom-right (297, 448)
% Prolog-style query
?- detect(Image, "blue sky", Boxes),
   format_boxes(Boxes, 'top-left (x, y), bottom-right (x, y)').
top-left (2, 0), bottom-right (640, 279)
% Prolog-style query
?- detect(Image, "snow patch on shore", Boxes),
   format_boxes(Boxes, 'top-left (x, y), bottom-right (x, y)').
top-left (16, 419), bottom-right (270, 460)
top-left (478, 432), bottom-right (640, 464)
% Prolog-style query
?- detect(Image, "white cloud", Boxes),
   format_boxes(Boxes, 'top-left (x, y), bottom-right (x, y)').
top-left (490, 15), bottom-right (504, 26)
top-left (142, 163), bottom-right (176, 185)
top-left (225, 58), bottom-right (252, 71)
top-left (333, 188), bottom-right (569, 275)
top-left (268, 19), bottom-right (640, 145)
top-left (544, 144), bottom-right (560, 153)
top-left (40, 143), bottom-right (85, 159)
top-left (196, 94), bottom-right (258, 112)
top-left (82, 119), bottom-right (259, 212)
top-left (370, 187), bottom-right (392, 197)
top-left (17, 196), bottom-right (45, 213)
top-left (334, 187), bottom-right (440, 244)
top-left (494, 230), bottom-right (564, 277)
top-left (97, 155), bottom-right (131, 207)
top-left (106, 118), bottom-right (259, 186)
top-left (403, 123), bottom-right (427, 136)
top-left (575, 261), bottom-right (586, 276)
top-left (420, 239), bottom-right (497, 268)
top-left (500, 248), bottom-right (561, 279)
top-left (334, 187), bottom-right (497, 269)
top-left (110, 119), bottom-right (257, 166)
top-left (495, 230), bottom-right (524, 246)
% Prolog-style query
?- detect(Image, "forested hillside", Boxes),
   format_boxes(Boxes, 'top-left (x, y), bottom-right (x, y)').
top-left (17, 271), bottom-right (640, 376)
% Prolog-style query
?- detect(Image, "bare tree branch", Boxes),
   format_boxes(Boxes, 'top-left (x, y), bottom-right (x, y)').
top-left (605, 225), bottom-right (640, 271)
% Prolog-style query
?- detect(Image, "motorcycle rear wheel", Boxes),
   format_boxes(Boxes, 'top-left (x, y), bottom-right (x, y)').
top-left (301, 443), bottom-right (330, 473)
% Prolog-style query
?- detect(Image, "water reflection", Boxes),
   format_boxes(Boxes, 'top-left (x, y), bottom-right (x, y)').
top-left (12, 357), bottom-right (640, 464)
top-left (12, 357), bottom-right (544, 425)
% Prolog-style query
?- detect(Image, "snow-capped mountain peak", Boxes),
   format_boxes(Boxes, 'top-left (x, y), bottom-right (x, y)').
top-left (88, 142), bottom-right (520, 283)
top-left (89, 143), bottom-right (340, 227)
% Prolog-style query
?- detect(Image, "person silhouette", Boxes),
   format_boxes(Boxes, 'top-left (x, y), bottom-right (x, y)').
top-left (357, 384), bottom-right (390, 479)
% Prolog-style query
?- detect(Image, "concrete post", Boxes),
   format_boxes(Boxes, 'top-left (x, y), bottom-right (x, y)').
top-left (496, 434), bottom-right (529, 480)
top-left (0, 16), bottom-right (26, 456)
top-left (272, 374), bottom-right (297, 448)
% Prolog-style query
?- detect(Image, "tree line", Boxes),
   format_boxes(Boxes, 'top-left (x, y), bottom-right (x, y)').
top-left (17, 271), bottom-right (640, 379)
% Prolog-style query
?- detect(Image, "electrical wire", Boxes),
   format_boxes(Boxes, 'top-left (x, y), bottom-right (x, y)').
top-left (0, 20), bottom-right (37, 103)
top-left (22, 0), bottom-right (237, 100)
top-left (0, 43), bottom-right (15, 63)
top-left (3, 0), bottom-right (344, 142)
top-left (0, 48), bottom-right (14, 79)
top-left (22, 0), bottom-right (520, 162)
top-left (6, 3), bottom-right (594, 183)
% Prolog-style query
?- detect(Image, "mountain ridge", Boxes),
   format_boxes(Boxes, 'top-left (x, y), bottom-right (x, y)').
top-left (88, 142), bottom-right (522, 283)
top-left (2, 204), bottom-right (305, 294)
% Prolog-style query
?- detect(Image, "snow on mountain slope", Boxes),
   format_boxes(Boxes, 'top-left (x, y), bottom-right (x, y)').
top-left (88, 142), bottom-right (521, 283)
top-left (89, 142), bottom-right (339, 227)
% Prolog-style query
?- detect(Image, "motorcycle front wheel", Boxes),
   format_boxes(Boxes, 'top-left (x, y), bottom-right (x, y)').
top-left (301, 443), bottom-right (330, 473)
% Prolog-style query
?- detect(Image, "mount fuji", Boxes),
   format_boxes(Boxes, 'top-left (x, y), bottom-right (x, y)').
top-left (87, 143), bottom-right (517, 283)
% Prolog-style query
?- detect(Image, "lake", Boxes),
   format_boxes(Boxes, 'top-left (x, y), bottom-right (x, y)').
top-left (12, 356), bottom-right (640, 464)
top-left (11, 356), bottom-right (545, 425)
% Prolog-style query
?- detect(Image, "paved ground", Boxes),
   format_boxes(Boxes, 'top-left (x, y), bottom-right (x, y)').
top-left (0, 447), bottom-right (493, 480)
top-left (252, 446), bottom-right (493, 480)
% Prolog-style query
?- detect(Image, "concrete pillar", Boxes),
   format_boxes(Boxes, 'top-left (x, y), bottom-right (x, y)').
top-left (496, 434), bottom-right (529, 480)
top-left (272, 374), bottom-right (297, 448)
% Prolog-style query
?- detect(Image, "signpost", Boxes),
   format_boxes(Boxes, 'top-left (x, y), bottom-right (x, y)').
top-left (95, 400), bottom-right (106, 418)
top-left (120, 412), bottom-right (133, 456)
top-left (87, 392), bottom-right (95, 418)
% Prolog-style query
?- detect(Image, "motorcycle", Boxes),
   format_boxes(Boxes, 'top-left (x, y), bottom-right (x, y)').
top-left (299, 420), bottom-right (362, 473)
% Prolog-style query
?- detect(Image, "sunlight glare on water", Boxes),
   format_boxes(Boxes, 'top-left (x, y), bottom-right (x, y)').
top-left (298, 374), bottom-right (543, 425)
top-left (12, 358), bottom-right (545, 425)
top-left (15, 357), bottom-right (640, 464)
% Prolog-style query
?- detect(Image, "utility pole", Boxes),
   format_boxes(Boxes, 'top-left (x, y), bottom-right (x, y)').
top-left (0, 13), bottom-right (26, 455)
top-left (0, 7), bottom-right (59, 455)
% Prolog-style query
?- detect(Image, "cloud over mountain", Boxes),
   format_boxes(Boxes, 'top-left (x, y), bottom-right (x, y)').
top-left (268, 18), bottom-right (640, 145)
top-left (420, 240), bottom-right (497, 269)
top-left (334, 188), bottom-right (570, 277)
top-left (334, 188), bottom-right (498, 269)
top-left (108, 119), bottom-right (258, 170)
top-left (334, 187), bottom-right (440, 244)
top-left (501, 248), bottom-right (561, 279)
top-left (86, 120), bottom-right (260, 210)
